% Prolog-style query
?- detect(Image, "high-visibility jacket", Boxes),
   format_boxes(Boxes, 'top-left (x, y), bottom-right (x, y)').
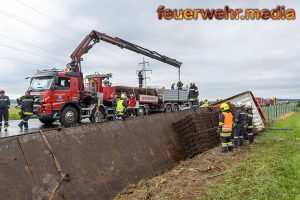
top-left (117, 99), bottom-right (128, 114)
top-left (204, 99), bottom-right (209, 106)
top-left (219, 111), bottom-right (233, 134)
top-left (17, 95), bottom-right (39, 115)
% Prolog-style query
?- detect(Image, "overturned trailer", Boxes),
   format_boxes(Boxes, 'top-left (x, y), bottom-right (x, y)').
top-left (210, 91), bottom-right (267, 131)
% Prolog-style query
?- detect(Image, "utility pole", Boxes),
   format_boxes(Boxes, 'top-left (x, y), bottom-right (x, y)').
top-left (137, 57), bottom-right (152, 88)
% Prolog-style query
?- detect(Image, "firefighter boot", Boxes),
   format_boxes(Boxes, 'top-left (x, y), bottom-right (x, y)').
top-left (24, 122), bottom-right (28, 131)
top-left (248, 133), bottom-right (254, 144)
top-left (4, 125), bottom-right (8, 131)
top-left (18, 122), bottom-right (23, 130)
top-left (233, 136), bottom-right (239, 147)
top-left (228, 143), bottom-right (234, 151)
top-left (239, 136), bottom-right (244, 146)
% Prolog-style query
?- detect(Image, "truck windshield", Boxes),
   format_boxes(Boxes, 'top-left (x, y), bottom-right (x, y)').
top-left (29, 77), bottom-right (53, 90)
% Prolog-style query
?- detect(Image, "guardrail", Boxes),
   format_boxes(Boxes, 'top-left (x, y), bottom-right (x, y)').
top-left (262, 103), bottom-right (299, 122)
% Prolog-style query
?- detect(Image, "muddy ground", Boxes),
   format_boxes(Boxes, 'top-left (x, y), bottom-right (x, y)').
top-left (114, 144), bottom-right (253, 200)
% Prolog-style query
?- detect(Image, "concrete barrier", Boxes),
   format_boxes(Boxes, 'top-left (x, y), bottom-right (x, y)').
top-left (0, 111), bottom-right (188, 200)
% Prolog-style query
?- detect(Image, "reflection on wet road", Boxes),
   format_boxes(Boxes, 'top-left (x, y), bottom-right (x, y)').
top-left (0, 119), bottom-right (90, 138)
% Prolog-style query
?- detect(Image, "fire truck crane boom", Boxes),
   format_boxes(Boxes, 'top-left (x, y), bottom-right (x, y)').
top-left (70, 30), bottom-right (182, 73)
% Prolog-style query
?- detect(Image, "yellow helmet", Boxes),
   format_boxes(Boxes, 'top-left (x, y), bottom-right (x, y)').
top-left (120, 93), bottom-right (126, 99)
top-left (220, 103), bottom-right (229, 111)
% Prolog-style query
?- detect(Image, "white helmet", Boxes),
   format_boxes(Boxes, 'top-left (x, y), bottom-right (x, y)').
top-left (245, 102), bottom-right (252, 109)
top-left (236, 102), bottom-right (243, 107)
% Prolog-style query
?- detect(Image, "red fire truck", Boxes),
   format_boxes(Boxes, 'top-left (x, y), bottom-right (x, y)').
top-left (28, 30), bottom-right (183, 126)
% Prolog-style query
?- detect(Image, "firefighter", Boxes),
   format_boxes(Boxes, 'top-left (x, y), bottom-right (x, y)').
top-left (233, 102), bottom-right (247, 147)
top-left (17, 91), bottom-right (39, 130)
top-left (111, 94), bottom-right (118, 120)
top-left (116, 93), bottom-right (128, 120)
top-left (128, 94), bottom-right (136, 117)
top-left (245, 102), bottom-right (254, 144)
top-left (204, 99), bottom-right (209, 106)
top-left (0, 90), bottom-right (10, 131)
top-left (218, 103), bottom-right (234, 152)
top-left (188, 81), bottom-right (199, 112)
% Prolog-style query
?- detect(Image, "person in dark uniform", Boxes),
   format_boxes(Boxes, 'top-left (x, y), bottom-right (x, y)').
top-left (17, 91), bottom-right (39, 130)
top-left (188, 81), bottom-right (199, 112)
top-left (233, 102), bottom-right (247, 147)
top-left (0, 90), bottom-right (10, 131)
top-left (245, 102), bottom-right (254, 144)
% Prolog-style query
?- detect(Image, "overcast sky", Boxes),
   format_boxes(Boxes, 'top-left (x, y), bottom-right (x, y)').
top-left (0, 0), bottom-right (299, 100)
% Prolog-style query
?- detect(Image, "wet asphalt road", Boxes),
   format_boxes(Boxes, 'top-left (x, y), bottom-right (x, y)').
top-left (0, 119), bottom-right (90, 138)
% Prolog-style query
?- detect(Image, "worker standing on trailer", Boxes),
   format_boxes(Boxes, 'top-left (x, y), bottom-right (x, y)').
top-left (128, 94), bottom-right (136, 117)
top-left (218, 103), bottom-right (234, 152)
top-left (17, 91), bottom-right (39, 131)
top-left (0, 90), bottom-right (10, 131)
top-left (245, 102), bottom-right (254, 144)
top-left (116, 93), bottom-right (128, 120)
top-left (233, 102), bottom-right (247, 147)
top-left (188, 81), bottom-right (199, 112)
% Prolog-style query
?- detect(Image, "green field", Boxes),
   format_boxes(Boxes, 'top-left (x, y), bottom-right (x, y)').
top-left (8, 104), bottom-right (21, 120)
top-left (199, 112), bottom-right (300, 200)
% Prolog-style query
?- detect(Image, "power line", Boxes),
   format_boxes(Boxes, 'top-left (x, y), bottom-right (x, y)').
top-left (0, 8), bottom-right (76, 46)
top-left (0, 33), bottom-right (62, 55)
top-left (15, 0), bottom-right (84, 37)
top-left (0, 43), bottom-right (65, 63)
top-left (0, 56), bottom-right (48, 68)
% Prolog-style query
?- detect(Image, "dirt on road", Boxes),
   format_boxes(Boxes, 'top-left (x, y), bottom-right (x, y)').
top-left (114, 144), bottom-right (253, 200)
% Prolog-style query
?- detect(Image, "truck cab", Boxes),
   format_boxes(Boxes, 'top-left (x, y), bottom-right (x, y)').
top-left (29, 70), bottom-right (83, 126)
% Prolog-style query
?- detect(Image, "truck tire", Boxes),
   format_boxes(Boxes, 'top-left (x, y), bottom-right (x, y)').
top-left (60, 106), bottom-right (78, 126)
top-left (173, 104), bottom-right (179, 112)
top-left (39, 119), bottom-right (56, 125)
top-left (89, 107), bottom-right (105, 123)
top-left (137, 107), bottom-right (145, 116)
top-left (165, 104), bottom-right (172, 113)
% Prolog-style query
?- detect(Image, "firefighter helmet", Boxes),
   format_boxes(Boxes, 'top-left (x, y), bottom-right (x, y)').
top-left (245, 102), bottom-right (252, 109)
top-left (236, 102), bottom-right (243, 107)
top-left (121, 93), bottom-right (126, 99)
top-left (220, 103), bottom-right (229, 111)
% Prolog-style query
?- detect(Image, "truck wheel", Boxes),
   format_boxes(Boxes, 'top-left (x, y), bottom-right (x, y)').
top-left (173, 104), bottom-right (179, 112)
top-left (89, 107), bottom-right (105, 123)
top-left (39, 119), bottom-right (56, 125)
top-left (165, 104), bottom-right (172, 113)
top-left (60, 106), bottom-right (78, 126)
top-left (137, 107), bottom-right (145, 116)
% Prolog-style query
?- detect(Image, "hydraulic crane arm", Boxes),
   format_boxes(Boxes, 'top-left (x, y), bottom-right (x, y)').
top-left (69, 30), bottom-right (182, 73)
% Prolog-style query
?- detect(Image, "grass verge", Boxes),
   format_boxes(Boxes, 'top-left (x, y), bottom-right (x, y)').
top-left (9, 104), bottom-right (21, 120)
top-left (198, 112), bottom-right (300, 200)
